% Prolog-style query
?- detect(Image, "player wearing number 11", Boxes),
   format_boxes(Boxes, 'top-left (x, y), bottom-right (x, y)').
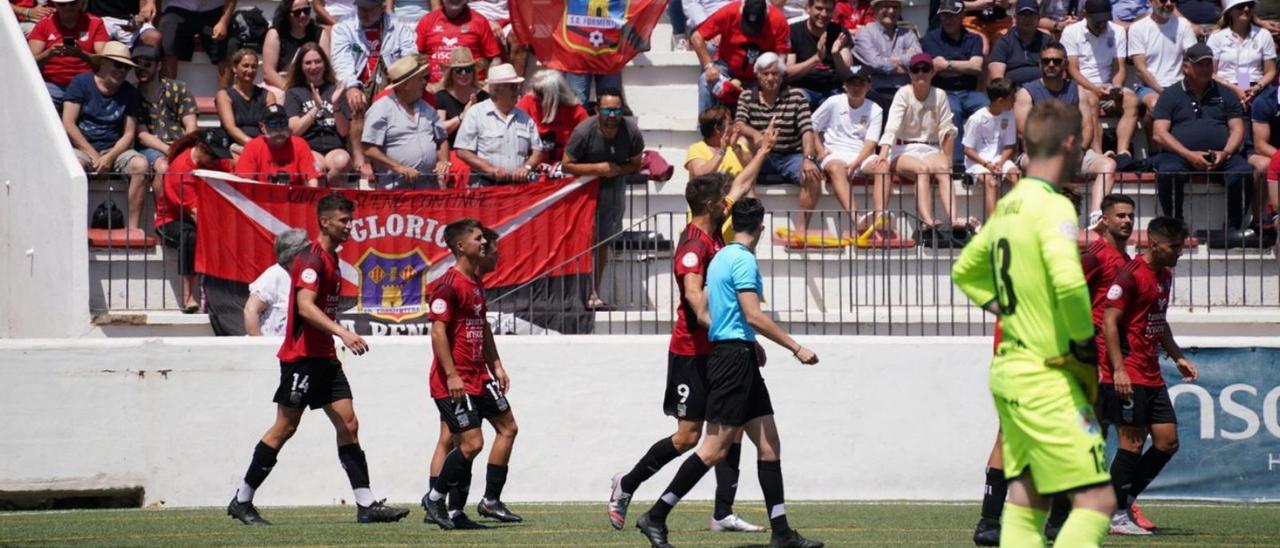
top-left (952, 100), bottom-right (1116, 547)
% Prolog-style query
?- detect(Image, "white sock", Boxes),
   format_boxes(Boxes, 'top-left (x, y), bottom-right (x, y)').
top-left (428, 488), bottom-right (446, 502)
top-left (449, 509), bottom-right (461, 518)
top-left (236, 482), bottom-right (255, 503)
top-left (353, 487), bottom-right (375, 507)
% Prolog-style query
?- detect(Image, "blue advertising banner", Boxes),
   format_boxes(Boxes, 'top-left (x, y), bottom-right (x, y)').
top-left (1126, 347), bottom-right (1280, 501)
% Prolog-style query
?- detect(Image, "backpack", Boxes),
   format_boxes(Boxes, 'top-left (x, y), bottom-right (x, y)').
top-left (231, 8), bottom-right (270, 53)
top-left (91, 200), bottom-right (125, 229)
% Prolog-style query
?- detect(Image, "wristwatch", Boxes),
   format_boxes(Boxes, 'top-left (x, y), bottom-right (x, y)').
top-left (805, 154), bottom-right (819, 163)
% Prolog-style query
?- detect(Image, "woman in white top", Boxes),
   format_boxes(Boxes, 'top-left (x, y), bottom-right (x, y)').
top-left (244, 229), bottom-right (311, 336)
top-left (1207, 0), bottom-right (1277, 105)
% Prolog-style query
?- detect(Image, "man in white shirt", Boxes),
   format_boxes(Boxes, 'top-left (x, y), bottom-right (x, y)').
top-left (244, 229), bottom-right (311, 337)
top-left (962, 78), bottom-right (1021, 216)
top-left (1129, 0), bottom-right (1198, 112)
top-left (1063, 0), bottom-right (1139, 168)
top-left (813, 67), bottom-right (887, 229)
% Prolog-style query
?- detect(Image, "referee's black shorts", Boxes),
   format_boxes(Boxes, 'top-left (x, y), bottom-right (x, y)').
top-left (704, 340), bottom-right (774, 427)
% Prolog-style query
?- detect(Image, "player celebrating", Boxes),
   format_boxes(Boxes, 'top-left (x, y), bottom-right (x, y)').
top-left (635, 198), bottom-right (823, 548)
top-left (607, 125), bottom-right (778, 535)
top-left (420, 219), bottom-right (522, 530)
top-left (1100, 216), bottom-right (1197, 536)
top-left (424, 225), bottom-right (503, 529)
top-left (227, 193), bottom-right (409, 526)
top-left (953, 100), bottom-right (1116, 547)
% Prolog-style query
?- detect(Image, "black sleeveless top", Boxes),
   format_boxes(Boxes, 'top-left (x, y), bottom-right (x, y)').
top-left (227, 85), bottom-right (268, 138)
top-left (1023, 79), bottom-right (1080, 106)
top-left (276, 26), bottom-right (322, 73)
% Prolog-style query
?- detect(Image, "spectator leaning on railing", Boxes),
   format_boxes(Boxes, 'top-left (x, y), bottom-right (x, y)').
top-left (1152, 43), bottom-right (1251, 232)
top-left (853, 0), bottom-right (921, 118)
top-left (63, 41), bottom-right (151, 232)
top-left (433, 48), bottom-right (488, 145)
top-left (234, 104), bottom-right (322, 187)
top-left (786, 0), bottom-right (854, 111)
top-left (244, 228), bottom-right (311, 336)
top-left (691, 0), bottom-right (792, 113)
top-left (924, 0), bottom-right (988, 174)
top-left (263, 0), bottom-right (327, 92)
top-left (1062, 0), bottom-right (1139, 170)
top-left (517, 70), bottom-right (589, 164)
top-left (28, 0), bottom-right (109, 109)
top-left (812, 66), bottom-right (889, 232)
top-left (217, 48), bottom-right (276, 156)
top-left (561, 88), bottom-right (645, 310)
top-left (155, 129), bottom-right (235, 313)
top-left (454, 64), bottom-right (544, 186)
top-left (284, 42), bottom-right (353, 187)
top-left (1207, 0), bottom-right (1278, 108)
top-left (987, 0), bottom-right (1046, 87)
top-left (157, 0), bottom-right (237, 82)
top-left (330, 0), bottom-right (419, 179)
top-left (361, 55), bottom-right (450, 189)
top-left (415, 0), bottom-right (501, 84)
top-left (132, 44), bottom-right (199, 181)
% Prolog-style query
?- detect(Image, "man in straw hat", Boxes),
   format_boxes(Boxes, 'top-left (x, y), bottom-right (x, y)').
top-left (362, 55), bottom-right (451, 189)
top-left (62, 41), bottom-right (151, 231)
top-left (454, 63), bottom-right (544, 186)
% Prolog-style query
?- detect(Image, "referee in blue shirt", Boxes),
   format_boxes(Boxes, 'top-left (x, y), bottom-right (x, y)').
top-left (636, 198), bottom-right (822, 548)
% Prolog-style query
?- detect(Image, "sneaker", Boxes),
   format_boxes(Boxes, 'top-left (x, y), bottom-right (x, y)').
top-left (477, 498), bottom-right (523, 523)
top-left (972, 517), bottom-right (1000, 546)
top-left (227, 498), bottom-right (271, 526)
top-left (422, 493), bottom-right (455, 530)
top-left (710, 513), bottom-right (766, 532)
top-left (1110, 510), bottom-right (1152, 535)
top-left (671, 35), bottom-right (690, 51)
top-left (1130, 503), bottom-right (1156, 530)
top-left (356, 499), bottom-right (409, 523)
top-left (608, 472), bottom-right (633, 530)
top-left (771, 529), bottom-right (824, 548)
top-left (636, 512), bottom-right (673, 548)
top-left (450, 511), bottom-right (488, 530)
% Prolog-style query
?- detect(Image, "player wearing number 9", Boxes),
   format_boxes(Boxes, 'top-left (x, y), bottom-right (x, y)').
top-left (953, 99), bottom-right (1117, 547)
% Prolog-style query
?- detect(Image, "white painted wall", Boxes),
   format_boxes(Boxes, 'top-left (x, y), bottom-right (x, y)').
top-left (0, 10), bottom-right (91, 338)
top-left (0, 336), bottom-right (1263, 507)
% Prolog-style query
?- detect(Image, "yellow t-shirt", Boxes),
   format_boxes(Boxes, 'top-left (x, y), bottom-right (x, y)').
top-left (685, 141), bottom-right (744, 176)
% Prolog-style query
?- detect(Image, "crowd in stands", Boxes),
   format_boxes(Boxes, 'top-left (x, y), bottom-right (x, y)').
top-left (16, 0), bottom-right (1280, 256)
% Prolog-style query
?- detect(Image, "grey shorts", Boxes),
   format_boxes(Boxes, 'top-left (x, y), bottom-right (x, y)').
top-left (75, 148), bottom-right (145, 173)
top-left (596, 177), bottom-right (626, 240)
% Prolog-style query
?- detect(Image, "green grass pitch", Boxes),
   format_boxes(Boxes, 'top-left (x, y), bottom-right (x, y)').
top-left (3, 501), bottom-right (1279, 546)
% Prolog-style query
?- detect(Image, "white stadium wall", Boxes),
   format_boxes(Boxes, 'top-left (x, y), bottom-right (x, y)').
top-left (0, 10), bottom-right (91, 338)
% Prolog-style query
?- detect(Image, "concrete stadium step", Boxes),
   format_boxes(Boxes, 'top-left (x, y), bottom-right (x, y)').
top-left (90, 247), bottom-right (186, 312)
top-left (88, 310), bottom-right (215, 337)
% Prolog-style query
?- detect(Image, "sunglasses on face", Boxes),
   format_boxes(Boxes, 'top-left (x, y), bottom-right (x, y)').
top-left (909, 64), bottom-right (932, 74)
top-left (1041, 57), bottom-right (1065, 66)
top-left (109, 60), bottom-right (132, 71)
top-left (291, 7), bottom-right (311, 16)
top-left (264, 120), bottom-right (289, 130)
top-left (452, 66), bottom-right (474, 74)
top-left (599, 107), bottom-right (624, 117)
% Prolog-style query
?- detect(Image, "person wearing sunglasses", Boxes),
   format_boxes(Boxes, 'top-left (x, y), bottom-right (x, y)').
top-left (1207, 0), bottom-right (1278, 107)
top-left (1062, 0), bottom-right (1140, 171)
top-left (1014, 42), bottom-right (1116, 226)
top-left (435, 48), bottom-right (490, 146)
top-left (63, 41), bottom-right (151, 231)
top-left (415, 0), bottom-right (501, 85)
top-left (235, 105), bottom-right (322, 187)
top-left (263, 0), bottom-right (326, 91)
top-left (28, 0), bottom-right (110, 109)
top-left (132, 44), bottom-right (199, 186)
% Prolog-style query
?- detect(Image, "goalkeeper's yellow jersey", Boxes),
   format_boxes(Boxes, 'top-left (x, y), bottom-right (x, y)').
top-left (952, 177), bottom-right (1094, 361)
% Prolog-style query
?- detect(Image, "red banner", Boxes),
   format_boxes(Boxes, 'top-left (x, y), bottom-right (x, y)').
top-left (511, 0), bottom-right (668, 75)
top-left (195, 172), bottom-right (597, 322)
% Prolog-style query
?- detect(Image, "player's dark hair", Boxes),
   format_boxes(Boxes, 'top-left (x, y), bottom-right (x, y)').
top-left (1101, 193), bottom-right (1135, 212)
top-left (316, 192), bottom-right (354, 217)
top-left (730, 197), bottom-right (766, 234)
top-left (986, 78), bottom-right (1014, 102)
top-left (807, 0), bottom-right (833, 7)
top-left (1147, 216), bottom-right (1188, 243)
top-left (1024, 99), bottom-right (1082, 160)
top-left (1042, 41), bottom-right (1067, 58)
top-left (698, 105), bottom-right (731, 139)
top-left (444, 218), bottom-right (483, 256)
top-left (686, 173), bottom-right (730, 214)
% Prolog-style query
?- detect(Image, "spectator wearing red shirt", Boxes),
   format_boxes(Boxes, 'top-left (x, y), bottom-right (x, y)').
top-left (154, 129), bottom-right (235, 313)
top-left (235, 105), bottom-right (322, 186)
top-left (692, 0), bottom-right (791, 113)
top-left (833, 0), bottom-right (874, 33)
top-left (415, 0), bottom-right (501, 84)
top-left (1100, 216), bottom-right (1197, 532)
top-left (516, 70), bottom-right (589, 164)
top-left (11, 0), bottom-right (53, 34)
top-left (28, 0), bottom-right (109, 108)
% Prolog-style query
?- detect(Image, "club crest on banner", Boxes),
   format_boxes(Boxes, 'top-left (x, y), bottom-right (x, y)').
top-left (357, 248), bottom-right (431, 321)
top-left (563, 0), bottom-right (629, 55)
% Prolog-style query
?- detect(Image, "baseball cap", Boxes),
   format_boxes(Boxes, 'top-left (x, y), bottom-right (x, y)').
top-left (263, 104), bottom-right (288, 123)
top-left (201, 128), bottom-right (233, 159)
top-left (844, 65), bottom-right (871, 82)
top-left (937, 0), bottom-right (964, 15)
top-left (909, 52), bottom-right (934, 68)
top-left (1084, 0), bottom-right (1111, 15)
top-left (1185, 43), bottom-right (1214, 63)
top-left (1015, 0), bottom-right (1039, 14)
top-left (353, 0), bottom-right (383, 7)
top-left (130, 44), bottom-right (160, 60)
top-left (742, 0), bottom-right (767, 36)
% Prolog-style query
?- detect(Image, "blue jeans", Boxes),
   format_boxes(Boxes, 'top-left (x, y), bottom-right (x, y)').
top-left (760, 151), bottom-right (804, 184)
top-left (946, 89), bottom-right (989, 169)
top-left (697, 60), bottom-right (733, 115)
top-left (1154, 151), bottom-right (1250, 229)
top-left (565, 72), bottom-right (624, 106)
top-left (46, 81), bottom-right (67, 110)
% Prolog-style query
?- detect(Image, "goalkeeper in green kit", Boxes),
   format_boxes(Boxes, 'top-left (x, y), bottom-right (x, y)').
top-left (952, 100), bottom-right (1116, 548)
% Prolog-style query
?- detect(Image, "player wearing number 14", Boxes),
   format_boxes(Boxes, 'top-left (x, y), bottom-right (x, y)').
top-left (952, 100), bottom-right (1116, 547)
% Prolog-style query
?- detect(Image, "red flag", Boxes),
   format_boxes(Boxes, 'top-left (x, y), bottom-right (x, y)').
top-left (511, 0), bottom-right (668, 75)
top-left (195, 173), bottom-right (597, 321)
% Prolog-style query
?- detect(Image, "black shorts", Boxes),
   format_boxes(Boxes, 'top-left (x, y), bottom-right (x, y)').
top-left (159, 7), bottom-right (230, 63)
top-left (435, 380), bottom-right (512, 433)
top-left (663, 353), bottom-right (710, 421)
top-left (273, 358), bottom-right (353, 410)
top-left (704, 341), bottom-right (774, 427)
top-left (1098, 384), bottom-right (1178, 427)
